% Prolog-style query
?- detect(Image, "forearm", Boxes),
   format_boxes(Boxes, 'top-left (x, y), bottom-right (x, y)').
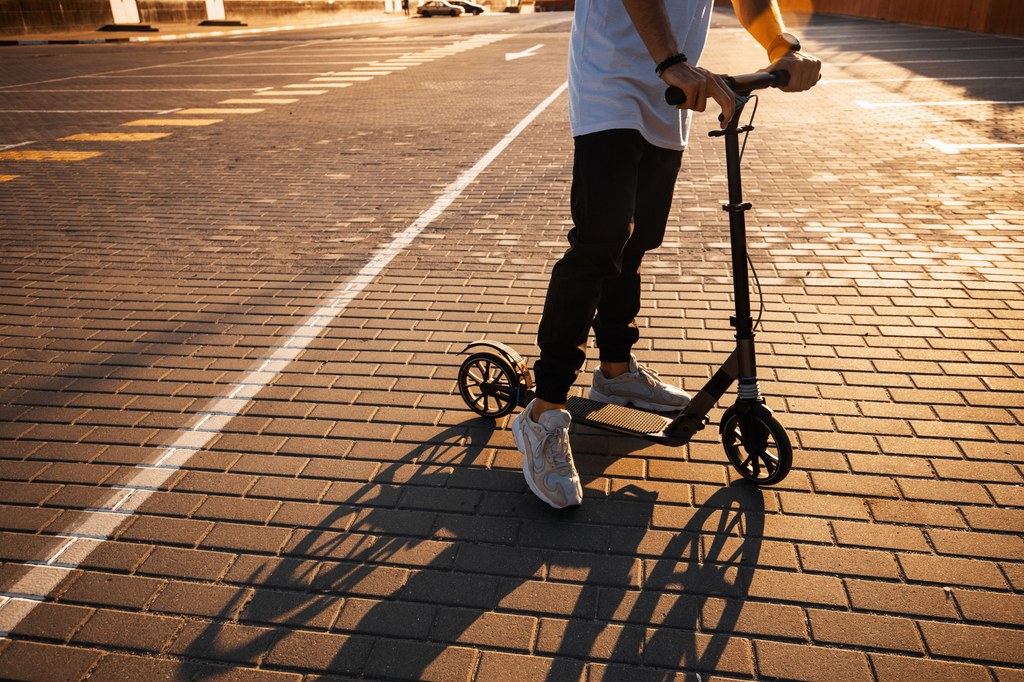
top-left (621, 0), bottom-right (736, 125)
top-left (733, 0), bottom-right (821, 91)
top-left (731, 0), bottom-right (787, 55)
top-left (621, 0), bottom-right (679, 64)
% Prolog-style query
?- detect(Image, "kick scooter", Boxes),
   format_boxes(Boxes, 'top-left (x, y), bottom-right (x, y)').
top-left (456, 71), bottom-right (794, 486)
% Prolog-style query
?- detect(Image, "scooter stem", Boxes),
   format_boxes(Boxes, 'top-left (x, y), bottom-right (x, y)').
top-left (719, 98), bottom-right (760, 397)
top-left (663, 95), bottom-right (763, 438)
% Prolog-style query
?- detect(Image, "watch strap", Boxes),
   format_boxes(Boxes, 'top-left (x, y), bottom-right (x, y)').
top-left (768, 33), bottom-right (800, 61)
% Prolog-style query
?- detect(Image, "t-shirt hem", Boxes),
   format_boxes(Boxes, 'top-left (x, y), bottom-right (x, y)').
top-left (570, 120), bottom-right (687, 152)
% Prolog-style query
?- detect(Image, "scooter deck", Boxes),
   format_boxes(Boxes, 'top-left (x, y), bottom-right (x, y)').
top-left (567, 396), bottom-right (674, 437)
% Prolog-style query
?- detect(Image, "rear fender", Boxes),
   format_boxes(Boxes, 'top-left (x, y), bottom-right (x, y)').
top-left (461, 340), bottom-right (532, 390)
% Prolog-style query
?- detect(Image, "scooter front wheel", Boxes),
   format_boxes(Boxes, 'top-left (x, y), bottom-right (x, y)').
top-left (458, 352), bottom-right (521, 418)
top-left (719, 403), bottom-right (792, 485)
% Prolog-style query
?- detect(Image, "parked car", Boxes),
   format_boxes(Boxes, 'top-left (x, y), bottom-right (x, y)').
top-left (417, 0), bottom-right (464, 16)
top-left (451, 0), bottom-right (485, 14)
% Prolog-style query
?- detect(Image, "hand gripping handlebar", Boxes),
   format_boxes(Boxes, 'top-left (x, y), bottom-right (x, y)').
top-left (664, 69), bottom-right (790, 106)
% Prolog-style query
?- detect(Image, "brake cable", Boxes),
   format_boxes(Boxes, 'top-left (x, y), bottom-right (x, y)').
top-left (737, 94), bottom-right (764, 332)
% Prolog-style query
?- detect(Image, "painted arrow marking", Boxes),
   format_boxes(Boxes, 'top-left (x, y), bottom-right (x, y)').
top-left (505, 44), bottom-right (544, 61)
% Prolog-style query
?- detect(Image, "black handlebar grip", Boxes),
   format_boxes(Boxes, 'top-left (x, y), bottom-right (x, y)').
top-left (665, 85), bottom-right (686, 106)
top-left (663, 70), bottom-right (791, 106)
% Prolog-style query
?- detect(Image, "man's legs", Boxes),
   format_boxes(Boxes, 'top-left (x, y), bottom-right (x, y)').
top-left (534, 129), bottom-right (682, 409)
top-left (533, 129), bottom-right (651, 407)
top-left (585, 138), bottom-right (691, 412)
top-left (514, 129), bottom-right (646, 509)
top-left (592, 139), bottom-right (682, 365)
top-left (515, 129), bottom-right (683, 508)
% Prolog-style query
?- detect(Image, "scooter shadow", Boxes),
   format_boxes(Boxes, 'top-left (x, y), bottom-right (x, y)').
top-left (173, 417), bottom-right (765, 679)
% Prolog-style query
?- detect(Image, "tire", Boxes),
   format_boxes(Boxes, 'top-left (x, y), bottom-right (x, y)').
top-left (719, 403), bottom-right (792, 485)
top-left (458, 352), bottom-right (521, 418)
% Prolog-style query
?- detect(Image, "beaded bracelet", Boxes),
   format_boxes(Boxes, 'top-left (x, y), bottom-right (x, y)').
top-left (655, 52), bottom-right (688, 76)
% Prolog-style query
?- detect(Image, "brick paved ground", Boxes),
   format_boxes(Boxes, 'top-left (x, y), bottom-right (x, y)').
top-left (0, 7), bottom-right (1022, 681)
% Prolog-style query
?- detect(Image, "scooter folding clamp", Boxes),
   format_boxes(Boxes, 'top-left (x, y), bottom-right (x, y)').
top-left (710, 124), bottom-right (754, 138)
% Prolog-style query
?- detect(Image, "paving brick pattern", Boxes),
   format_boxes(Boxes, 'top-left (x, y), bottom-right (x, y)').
top-left (0, 8), bottom-right (1022, 681)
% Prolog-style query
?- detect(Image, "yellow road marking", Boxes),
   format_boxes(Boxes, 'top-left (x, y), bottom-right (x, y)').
top-left (0, 175), bottom-right (17, 182)
top-left (220, 98), bottom-right (298, 104)
top-left (0, 150), bottom-right (103, 161)
top-left (255, 90), bottom-right (326, 95)
top-left (123, 118), bottom-right (222, 126)
top-left (176, 108), bottom-right (264, 115)
top-left (59, 132), bottom-right (171, 142)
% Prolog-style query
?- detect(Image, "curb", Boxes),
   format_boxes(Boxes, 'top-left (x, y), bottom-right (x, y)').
top-left (0, 38), bottom-right (132, 45)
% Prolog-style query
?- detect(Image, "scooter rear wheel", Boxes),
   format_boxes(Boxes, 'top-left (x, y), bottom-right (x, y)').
top-left (719, 404), bottom-right (792, 485)
top-left (458, 352), bottom-right (520, 418)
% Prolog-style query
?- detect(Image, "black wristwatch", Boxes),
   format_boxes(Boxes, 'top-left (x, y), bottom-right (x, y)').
top-left (768, 32), bottom-right (801, 61)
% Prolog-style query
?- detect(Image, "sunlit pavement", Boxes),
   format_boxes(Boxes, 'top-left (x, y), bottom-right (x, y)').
top-left (0, 8), bottom-right (1021, 680)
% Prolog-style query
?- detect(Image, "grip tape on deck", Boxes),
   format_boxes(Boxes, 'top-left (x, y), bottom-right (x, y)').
top-left (567, 397), bottom-right (672, 436)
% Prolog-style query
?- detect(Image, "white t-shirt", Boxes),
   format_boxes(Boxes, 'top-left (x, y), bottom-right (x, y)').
top-left (568, 0), bottom-right (714, 151)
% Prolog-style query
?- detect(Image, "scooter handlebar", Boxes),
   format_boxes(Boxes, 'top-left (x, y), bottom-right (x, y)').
top-left (664, 69), bottom-right (790, 106)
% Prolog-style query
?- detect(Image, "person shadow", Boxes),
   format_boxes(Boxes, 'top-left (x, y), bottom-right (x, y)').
top-left (175, 416), bottom-right (765, 680)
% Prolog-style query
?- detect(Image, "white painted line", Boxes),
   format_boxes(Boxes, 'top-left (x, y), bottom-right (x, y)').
top-left (0, 141), bottom-right (37, 151)
top-left (926, 139), bottom-right (1024, 154)
top-left (0, 30), bottom-right (413, 90)
top-left (89, 73), bottom-right (329, 79)
top-left (856, 99), bottom-right (1024, 109)
top-left (4, 89), bottom-right (263, 93)
top-left (0, 110), bottom-right (171, 114)
top-left (236, 52), bottom-right (429, 59)
top-left (158, 61), bottom-right (391, 67)
top-left (126, 15), bottom-right (408, 44)
top-left (0, 79), bottom-right (568, 640)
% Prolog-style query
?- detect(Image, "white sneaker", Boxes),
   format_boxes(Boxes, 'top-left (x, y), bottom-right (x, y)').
top-left (589, 355), bottom-right (691, 412)
top-left (511, 400), bottom-right (583, 509)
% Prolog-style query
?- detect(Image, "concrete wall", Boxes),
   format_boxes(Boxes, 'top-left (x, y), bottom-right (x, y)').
top-left (2, 0), bottom-right (113, 34)
top-left (774, 0), bottom-right (1024, 36)
top-left (0, 0), bottom-right (388, 36)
